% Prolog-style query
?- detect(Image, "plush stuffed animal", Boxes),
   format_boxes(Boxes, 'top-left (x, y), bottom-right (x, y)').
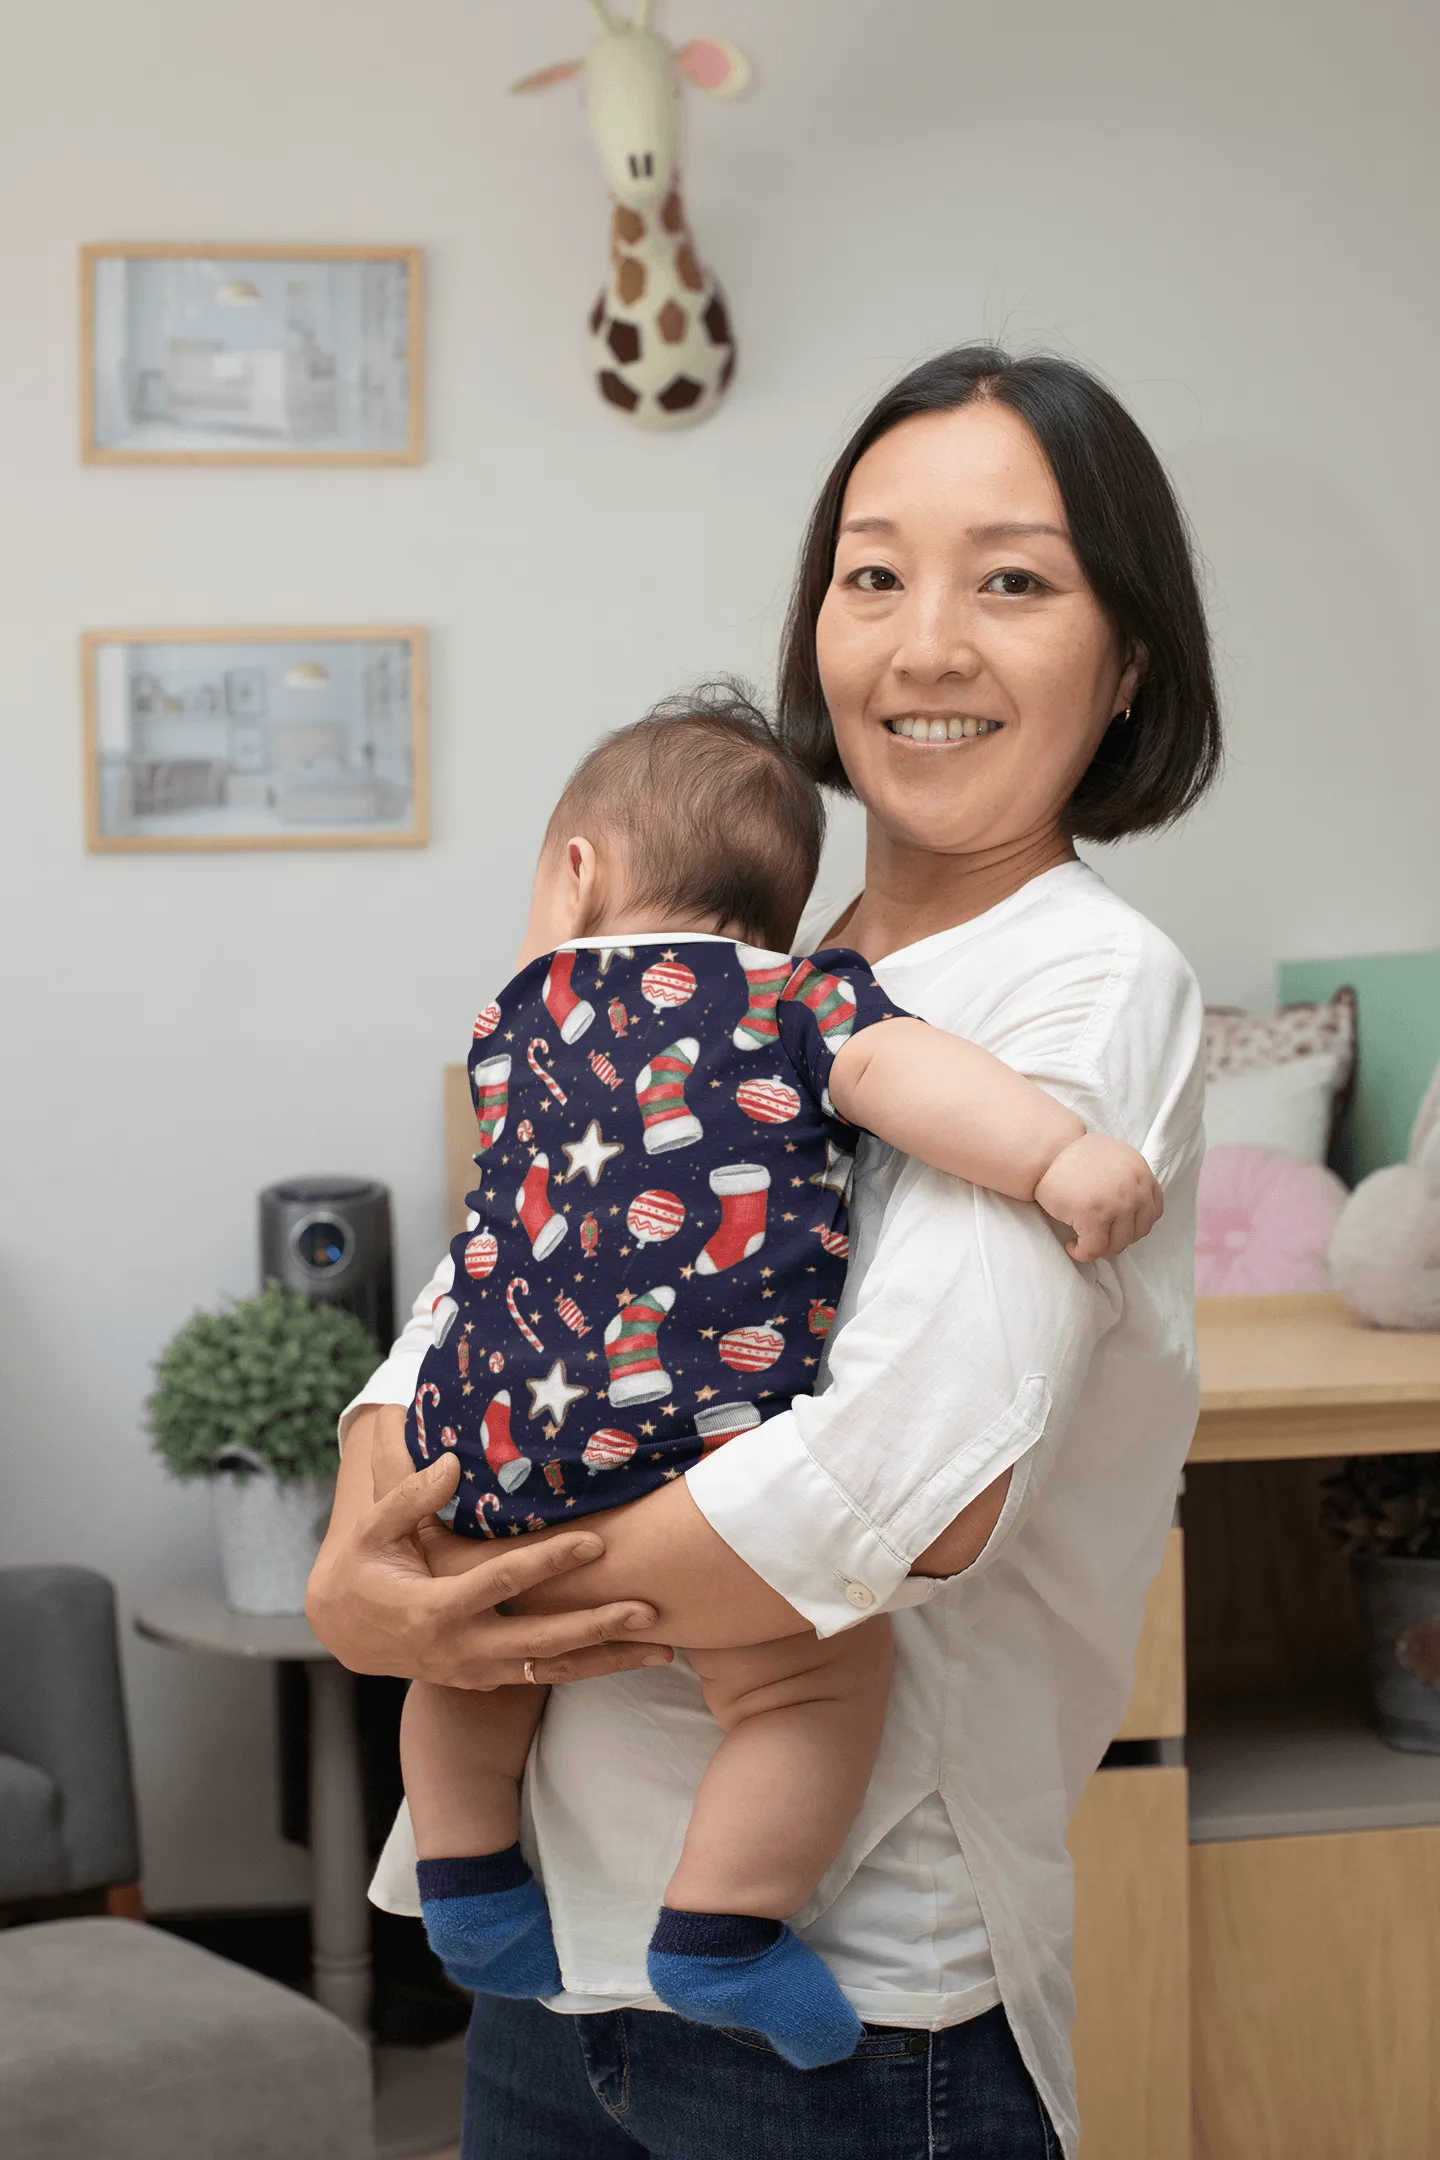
top-left (1328, 1058), bottom-right (1440, 1329)
top-left (512, 1), bottom-right (750, 430)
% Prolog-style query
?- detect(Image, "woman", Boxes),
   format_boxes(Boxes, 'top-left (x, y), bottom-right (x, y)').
top-left (307, 345), bottom-right (1220, 2160)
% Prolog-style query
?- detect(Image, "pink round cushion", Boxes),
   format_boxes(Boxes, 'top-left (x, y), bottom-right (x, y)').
top-left (1196, 1144), bottom-right (1349, 1296)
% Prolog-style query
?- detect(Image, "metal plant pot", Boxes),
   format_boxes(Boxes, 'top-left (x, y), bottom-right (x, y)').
top-left (1352, 1554), bottom-right (1440, 1754)
top-left (211, 1445), bottom-right (337, 1616)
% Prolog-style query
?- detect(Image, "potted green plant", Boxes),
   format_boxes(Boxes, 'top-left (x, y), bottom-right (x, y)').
top-left (1320, 1453), bottom-right (1440, 1754)
top-left (147, 1282), bottom-right (378, 1615)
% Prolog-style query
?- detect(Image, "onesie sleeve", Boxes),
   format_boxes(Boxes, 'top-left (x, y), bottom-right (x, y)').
top-left (775, 948), bottom-right (914, 1141)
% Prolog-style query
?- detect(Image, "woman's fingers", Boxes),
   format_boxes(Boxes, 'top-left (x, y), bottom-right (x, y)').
top-left (431, 1529), bottom-right (623, 1616)
top-left (488, 1644), bottom-right (675, 1689)
top-left (359, 1453), bottom-right (461, 1549)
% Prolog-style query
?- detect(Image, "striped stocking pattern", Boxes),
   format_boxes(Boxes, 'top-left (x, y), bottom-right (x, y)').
top-left (471, 1053), bottom-right (512, 1154)
top-left (635, 1037), bottom-right (703, 1154)
top-left (782, 961), bottom-right (858, 1050)
top-left (603, 1285), bottom-right (677, 1407)
top-left (731, 946), bottom-right (792, 1051)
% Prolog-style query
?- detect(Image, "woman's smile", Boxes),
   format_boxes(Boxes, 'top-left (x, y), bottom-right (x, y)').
top-left (884, 714), bottom-right (1004, 744)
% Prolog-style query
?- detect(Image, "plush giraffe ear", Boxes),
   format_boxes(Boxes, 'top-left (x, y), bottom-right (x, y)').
top-left (675, 38), bottom-right (751, 96)
top-left (510, 59), bottom-right (583, 94)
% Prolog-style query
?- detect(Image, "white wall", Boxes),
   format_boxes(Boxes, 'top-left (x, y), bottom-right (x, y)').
top-left (2, 0), bottom-right (1435, 1909)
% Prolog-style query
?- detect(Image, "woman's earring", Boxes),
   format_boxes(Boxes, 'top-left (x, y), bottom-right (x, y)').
top-left (1113, 704), bottom-right (1133, 724)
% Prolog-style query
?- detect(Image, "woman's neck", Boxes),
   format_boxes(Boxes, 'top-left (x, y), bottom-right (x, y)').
top-left (837, 823), bottom-right (1077, 963)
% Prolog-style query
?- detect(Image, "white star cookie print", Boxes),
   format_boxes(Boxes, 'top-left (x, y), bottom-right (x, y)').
top-left (563, 1119), bottom-right (625, 1186)
top-left (525, 1359), bottom-right (588, 1430)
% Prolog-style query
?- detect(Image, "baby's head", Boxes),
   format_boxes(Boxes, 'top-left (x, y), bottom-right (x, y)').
top-left (521, 686), bottom-right (826, 963)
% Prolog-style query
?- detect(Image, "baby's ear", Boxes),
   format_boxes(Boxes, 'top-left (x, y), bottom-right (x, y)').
top-left (675, 38), bottom-right (751, 96)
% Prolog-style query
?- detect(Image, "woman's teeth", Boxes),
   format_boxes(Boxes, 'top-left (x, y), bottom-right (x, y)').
top-left (888, 716), bottom-right (1000, 742)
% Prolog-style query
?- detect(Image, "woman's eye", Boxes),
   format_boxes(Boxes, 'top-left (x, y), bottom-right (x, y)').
top-left (984, 570), bottom-right (1044, 597)
top-left (849, 565), bottom-right (900, 593)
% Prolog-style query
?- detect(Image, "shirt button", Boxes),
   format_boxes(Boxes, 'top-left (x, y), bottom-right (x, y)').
top-left (843, 1581), bottom-right (875, 1610)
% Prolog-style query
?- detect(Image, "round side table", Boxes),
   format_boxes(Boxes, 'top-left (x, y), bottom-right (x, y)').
top-left (135, 1587), bottom-right (372, 2033)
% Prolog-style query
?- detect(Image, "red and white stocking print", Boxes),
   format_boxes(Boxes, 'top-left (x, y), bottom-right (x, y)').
top-left (782, 960), bottom-right (858, 1049)
top-left (635, 1038), bottom-right (703, 1154)
top-left (471, 1053), bottom-right (511, 1153)
top-left (603, 1285), bottom-right (676, 1407)
top-left (695, 1162), bottom-right (770, 1274)
top-left (732, 946), bottom-right (792, 1051)
top-left (542, 951), bottom-right (596, 1044)
top-left (515, 1154), bottom-right (568, 1262)
top-left (431, 1294), bottom-right (459, 1347)
top-left (693, 1401), bottom-right (762, 1452)
top-left (480, 1389), bottom-right (533, 1494)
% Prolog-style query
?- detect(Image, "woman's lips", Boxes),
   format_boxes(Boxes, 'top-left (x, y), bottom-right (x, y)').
top-left (884, 716), bottom-right (1002, 743)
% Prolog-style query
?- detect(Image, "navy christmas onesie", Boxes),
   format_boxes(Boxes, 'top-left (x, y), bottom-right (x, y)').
top-left (405, 936), bottom-right (905, 1535)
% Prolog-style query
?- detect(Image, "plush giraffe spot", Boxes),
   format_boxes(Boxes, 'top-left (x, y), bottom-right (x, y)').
top-left (661, 191), bottom-right (685, 234)
top-left (657, 375), bottom-right (704, 413)
top-left (617, 256), bottom-right (647, 305)
top-left (702, 295), bottom-right (731, 346)
top-left (676, 244), bottom-right (704, 293)
top-left (657, 299), bottom-right (687, 345)
top-left (589, 294), bottom-right (605, 335)
top-left (614, 205), bottom-right (646, 246)
top-left (599, 370), bottom-right (641, 412)
top-left (607, 319), bottom-right (642, 365)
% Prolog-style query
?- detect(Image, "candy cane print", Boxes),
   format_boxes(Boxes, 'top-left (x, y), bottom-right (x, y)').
top-left (527, 1038), bottom-right (568, 1109)
top-left (475, 1492), bottom-right (502, 1539)
top-left (506, 1278), bottom-right (545, 1353)
top-left (413, 1381), bottom-right (441, 1461)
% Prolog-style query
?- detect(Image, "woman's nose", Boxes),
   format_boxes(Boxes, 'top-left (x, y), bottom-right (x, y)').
top-left (890, 594), bottom-right (983, 684)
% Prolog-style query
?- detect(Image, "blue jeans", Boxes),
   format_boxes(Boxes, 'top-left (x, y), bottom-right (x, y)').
top-left (463, 1996), bottom-right (1061, 2159)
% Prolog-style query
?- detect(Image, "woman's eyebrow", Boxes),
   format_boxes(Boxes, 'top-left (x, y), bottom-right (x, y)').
top-left (967, 520), bottom-right (1070, 542)
top-left (838, 515), bottom-right (896, 536)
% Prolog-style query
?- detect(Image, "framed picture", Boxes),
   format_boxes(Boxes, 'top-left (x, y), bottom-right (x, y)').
top-left (80, 244), bottom-right (424, 465)
top-left (82, 628), bottom-right (429, 852)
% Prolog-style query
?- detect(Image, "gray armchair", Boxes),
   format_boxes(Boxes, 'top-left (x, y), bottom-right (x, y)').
top-left (0, 1567), bottom-right (140, 1901)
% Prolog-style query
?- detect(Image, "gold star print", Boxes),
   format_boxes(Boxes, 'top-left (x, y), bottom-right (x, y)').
top-left (802, 1356), bottom-right (817, 1368)
top-left (619, 1244), bottom-right (631, 1257)
top-left (662, 1468), bottom-right (681, 1481)
top-left (504, 1031), bottom-right (515, 1041)
top-left (464, 1320), bottom-right (474, 1334)
top-left (790, 1177), bottom-right (804, 1188)
top-left (529, 1311), bottom-right (541, 1324)
top-left (661, 949), bottom-right (676, 962)
top-left (543, 1421), bottom-right (558, 1441)
top-left (609, 1205), bottom-right (621, 1218)
top-left (661, 1403), bottom-right (678, 1416)
top-left (679, 1264), bottom-right (694, 1281)
top-left (640, 1421), bottom-right (656, 1436)
top-left (762, 1288), bottom-right (774, 1299)
top-left (695, 1385), bottom-right (717, 1402)
top-left (586, 1349), bottom-right (598, 1360)
top-left (710, 1079), bottom-right (722, 1088)
top-left (464, 1468), bottom-right (475, 1480)
top-left (759, 1267), bottom-right (773, 1279)
top-left (699, 1326), bottom-right (717, 1340)
top-left (784, 1142), bottom-right (797, 1153)
top-left (782, 1212), bottom-right (796, 1223)
top-left (616, 1288), bottom-right (633, 1304)
top-left (462, 1381), bottom-right (474, 1396)
top-left (500, 1154), bottom-right (510, 1165)
top-left (486, 1187), bottom-right (498, 1200)
top-left (575, 1272), bottom-right (585, 1282)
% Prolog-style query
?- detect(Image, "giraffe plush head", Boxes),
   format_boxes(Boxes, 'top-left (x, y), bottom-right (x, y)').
top-left (513, 1), bottom-right (751, 430)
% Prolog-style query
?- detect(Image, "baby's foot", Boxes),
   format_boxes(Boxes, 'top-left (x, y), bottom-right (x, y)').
top-left (416, 1848), bottom-right (562, 1998)
top-left (646, 1909), bottom-right (862, 2069)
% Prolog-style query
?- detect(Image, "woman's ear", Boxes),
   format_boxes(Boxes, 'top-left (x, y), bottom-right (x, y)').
top-left (1116, 641), bottom-right (1149, 716)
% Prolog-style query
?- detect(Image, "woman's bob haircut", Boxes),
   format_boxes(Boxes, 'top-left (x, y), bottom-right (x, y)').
top-left (777, 345), bottom-right (1223, 842)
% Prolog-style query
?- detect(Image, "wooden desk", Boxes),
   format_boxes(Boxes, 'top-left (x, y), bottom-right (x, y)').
top-left (1193, 1292), bottom-right (1440, 1464)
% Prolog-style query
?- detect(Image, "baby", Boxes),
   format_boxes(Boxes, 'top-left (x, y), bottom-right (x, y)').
top-left (381, 695), bottom-right (1161, 2069)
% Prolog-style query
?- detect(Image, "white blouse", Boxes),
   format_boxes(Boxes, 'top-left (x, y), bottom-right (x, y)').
top-left (356, 861), bottom-right (1204, 2159)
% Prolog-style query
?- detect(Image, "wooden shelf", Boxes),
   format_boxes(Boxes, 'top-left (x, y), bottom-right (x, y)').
top-left (1194, 1293), bottom-right (1440, 1463)
top-left (1189, 1690), bottom-right (1440, 1843)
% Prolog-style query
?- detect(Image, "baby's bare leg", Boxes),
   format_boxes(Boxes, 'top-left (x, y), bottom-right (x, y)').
top-left (670, 1616), bottom-right (893, 1918)
top-left (400, 1679), bottom-right (547, 1859)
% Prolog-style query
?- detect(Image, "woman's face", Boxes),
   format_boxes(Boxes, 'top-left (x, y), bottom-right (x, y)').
top-left (815, 401), bottom-right (1143, 861)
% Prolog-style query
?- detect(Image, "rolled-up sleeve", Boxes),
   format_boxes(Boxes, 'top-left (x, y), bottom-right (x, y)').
top-left (686, 1159), bottom-right (1121, 1635)
top-left (337, 1254), bottom-right (454, 1448)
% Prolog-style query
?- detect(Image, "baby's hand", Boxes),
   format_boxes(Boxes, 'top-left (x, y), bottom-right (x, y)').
top-left (1033, 1134), bottom-right (1163, 1263)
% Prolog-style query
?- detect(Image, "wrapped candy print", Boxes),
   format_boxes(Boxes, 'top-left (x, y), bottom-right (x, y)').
top-left (580, 1213), bottom-right (600, 1257)
top-left (608, 999), bottom-right (630, 1036)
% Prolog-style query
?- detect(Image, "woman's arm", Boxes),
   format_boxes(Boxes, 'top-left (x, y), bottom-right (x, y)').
top-left (829, 1019), bottom-right (1162, 1261)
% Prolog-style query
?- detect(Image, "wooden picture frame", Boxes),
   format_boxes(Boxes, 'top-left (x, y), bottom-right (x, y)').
top-left (80, 244), bottom-right (425, 466)
top-left (82, 626), bottom-right (429, 853)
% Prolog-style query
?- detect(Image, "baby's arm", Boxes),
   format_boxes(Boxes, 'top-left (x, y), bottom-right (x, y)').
top-left (827, 1019), bottom-right (1162, 1263)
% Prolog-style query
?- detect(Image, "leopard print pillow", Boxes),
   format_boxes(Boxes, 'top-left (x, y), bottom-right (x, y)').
top-left (1205, 986), bottom-right (1357, 1084)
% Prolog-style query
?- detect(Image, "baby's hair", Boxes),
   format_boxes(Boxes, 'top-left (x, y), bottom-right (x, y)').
top-left (550, 683), bottom-right (826, 952)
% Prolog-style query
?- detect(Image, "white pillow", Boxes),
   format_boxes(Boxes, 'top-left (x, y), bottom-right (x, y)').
top-left (1204, 1051), bottom-right (1344, 1164)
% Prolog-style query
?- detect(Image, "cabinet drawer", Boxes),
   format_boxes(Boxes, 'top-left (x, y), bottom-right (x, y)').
top-left (1116, 1528), bottom-right (1185, 1741)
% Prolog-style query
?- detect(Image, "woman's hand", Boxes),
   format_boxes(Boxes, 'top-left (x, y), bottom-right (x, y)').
top-left (305, 1414), bottom-right (673, 1690)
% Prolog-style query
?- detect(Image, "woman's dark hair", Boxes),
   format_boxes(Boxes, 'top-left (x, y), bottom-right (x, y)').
top-left (553, 682), bottom-right (825, 950)
top-left (777, 345), bottom-right (1223, 841)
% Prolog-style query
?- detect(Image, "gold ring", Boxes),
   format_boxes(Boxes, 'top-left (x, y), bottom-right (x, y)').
top-left (523, 1658), bottom-right (537, 1684)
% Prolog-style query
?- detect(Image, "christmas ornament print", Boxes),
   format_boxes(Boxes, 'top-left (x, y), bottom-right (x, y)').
top-left (481, 1390), bottom-right (532, 1493)
top-left (695, 1163), bottom-right (769, 1274)
top-left (431, 1294), bottom-right (459, 1347)
top-left (736, 1076), bottom-right (801, 1125)
top-left (636, 1037), bottom-right (703, 1154)
top-left (471, 1054), bottom-right (511, 1153)
top-left (604, 1285), bottom-right (676, 1406)
top-left (580, 1213), bottom-right (600, 1257)
top-left (527, 1038), bottom-right (568, 1108)
top-left (464, 1230), bottom-right (499, 1280)
top-left (542, 950), bottom-right (596, 1044)
top-left (641, 958), bottom-right (698, 1014)
top-left (583, 1428), bottom-right (638, 1472)
top-left (627, 1189), bottom-right (686, 1244)
top-left (732, 946), bottom-right (791, 1050)
top-left (694, 1401), bottom-right (762, 1451)
top-left (556, 1292), bottom-right (590, 1335)
top-left (412, 1380), bottom-right (441, 1459)
top-left (505, 1278), bottom-right (545, 1353)
top-left (719, 1322), bottom-right (785, 1374)
top-left (783, 960), bottom-right (858, 1049)
top-left (516, 1154), bottom-right (568, 1261)
top-left (473, 1002), bottom-right (501, 1040)
top-left (589, 1051), bottom-right (622, 1090)
top-left (608, 999), bottom-right (630, 1036)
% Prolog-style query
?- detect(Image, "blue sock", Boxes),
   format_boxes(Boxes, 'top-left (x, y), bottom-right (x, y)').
top-left (647, 1908), bottom-right (863, 2070)
top-left (417, 1848), bottom-right (562, 1999)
